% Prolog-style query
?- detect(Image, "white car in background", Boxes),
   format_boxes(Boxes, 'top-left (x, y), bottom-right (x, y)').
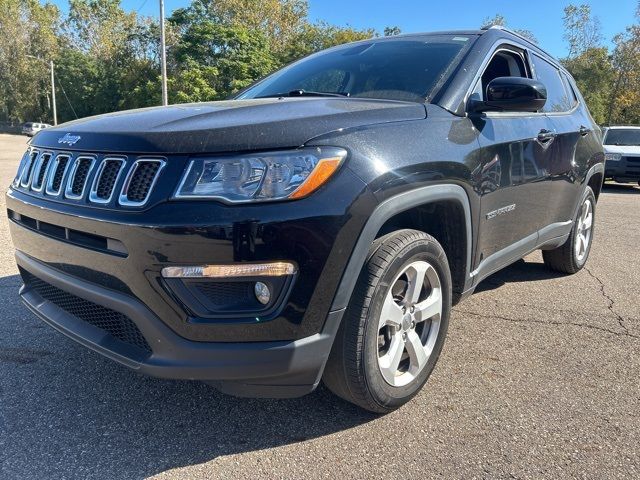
top-left (21, 122), bottom-right (51, 137)
top-left (603, 126), bottom-right (640, 186)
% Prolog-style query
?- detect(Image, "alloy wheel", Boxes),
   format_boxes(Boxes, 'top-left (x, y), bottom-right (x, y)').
top-left (377, 260), bottom-right (442, 387)
top-left (575, 198), bottom-right (593, 262)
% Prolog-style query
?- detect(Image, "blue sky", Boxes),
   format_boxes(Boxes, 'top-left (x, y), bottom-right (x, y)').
top-left (51, 0), bottom-right (638, 58)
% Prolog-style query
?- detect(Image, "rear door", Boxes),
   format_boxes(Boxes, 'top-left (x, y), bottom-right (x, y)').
top-left (530, 54), bottom-right (588, 226)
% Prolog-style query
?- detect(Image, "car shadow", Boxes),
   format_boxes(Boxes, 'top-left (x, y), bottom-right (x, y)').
top-left (0, 274), bottom-right (377, 479)
top-left (601, 182), bottom-right (640, 195)
top-left (473, 258), bottom-right (567, 294)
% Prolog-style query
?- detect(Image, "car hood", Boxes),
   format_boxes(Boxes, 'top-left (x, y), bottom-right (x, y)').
top-left (603, 145), bottom-right (640, 155)
top-left (30, 98), bottom-right (427, 154)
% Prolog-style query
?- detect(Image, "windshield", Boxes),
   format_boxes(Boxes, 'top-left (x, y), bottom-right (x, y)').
top-left (604, 129), bottom-right (640, 146)
top-left (238, 36), bottom-right (472, 103)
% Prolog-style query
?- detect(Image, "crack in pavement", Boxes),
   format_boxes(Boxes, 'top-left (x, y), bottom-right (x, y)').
top-left (454, 308), bottom-right (640, 340)
top-left (583, 266), bottom-right (631, 335)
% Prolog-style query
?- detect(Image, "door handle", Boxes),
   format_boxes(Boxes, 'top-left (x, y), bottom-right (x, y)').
top-left (579, 125), bottom-right (591, 136)
top-left (537, 129), bottom-right (556, 143)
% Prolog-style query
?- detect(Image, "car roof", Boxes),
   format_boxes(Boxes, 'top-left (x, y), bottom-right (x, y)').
top-left (337, 26), bottom-right (561, 68)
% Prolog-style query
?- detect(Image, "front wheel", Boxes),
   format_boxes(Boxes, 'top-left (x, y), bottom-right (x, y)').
top-left (323, 229), bottom-right (451, 413)
top-left (542, 187), bottom-right (596, 274)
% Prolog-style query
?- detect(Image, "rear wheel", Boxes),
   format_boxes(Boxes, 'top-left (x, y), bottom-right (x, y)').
top-left (323, 229), bottom-right (451, 413)
top-left (542, 187), bottom-right (595, 274)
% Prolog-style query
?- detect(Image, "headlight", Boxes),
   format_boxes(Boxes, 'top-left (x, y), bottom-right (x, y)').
top-left (174, 147), bottom-right (347, 203)
top-left (605, 153), bottom-right (622, 162)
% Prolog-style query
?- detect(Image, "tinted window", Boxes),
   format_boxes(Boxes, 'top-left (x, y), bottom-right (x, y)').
top-left (604, 129), bottom-right (640, 146)
top-left (531, 54), bottom-right (572, 112)
top-left (239, 37), bottom-right (471, 103)
top-left (561, 73), bottom-right (578, 108)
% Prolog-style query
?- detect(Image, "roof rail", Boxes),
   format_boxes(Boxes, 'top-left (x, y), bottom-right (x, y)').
top-left (481, 24), bottom-right (538, 46)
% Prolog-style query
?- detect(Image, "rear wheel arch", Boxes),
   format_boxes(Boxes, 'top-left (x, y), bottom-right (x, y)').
top-left (583, 162), bottom-right (605, 203)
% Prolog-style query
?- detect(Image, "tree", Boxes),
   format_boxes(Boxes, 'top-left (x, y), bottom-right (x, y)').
top-left (384, 26), bottom-right (402, 36)
top-left (60, 0), bottom-right (161, 118)
top-left (481, 14), bottom-right (537, 43)
top-left (172, 0), bottom-right (308, 52)
top-left (279, 21), bottom-right (375, 64)
top-left (563, 4), bottom-right (602, 59)
top-left (0, 0), bottom-right (60, 123)
top-left (170, 12), bottom-right (276, 100)
top-left (608, 17), bottom-right (640, 124)
top-left (562, 48), bottom-right (614, 124)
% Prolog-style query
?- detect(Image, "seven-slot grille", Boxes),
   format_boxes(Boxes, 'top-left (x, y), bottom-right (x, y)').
top-left (13, 149), bottom-right (164, 207)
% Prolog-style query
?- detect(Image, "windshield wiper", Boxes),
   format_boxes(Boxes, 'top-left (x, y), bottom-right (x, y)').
top-left (256, 89), bottom-right (350, 99)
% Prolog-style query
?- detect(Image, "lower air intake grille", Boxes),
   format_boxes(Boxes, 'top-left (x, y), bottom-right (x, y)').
top-left (193, 281), bottom-right (255, 307)
top-left (126, 161), bottom-right (161, 203)
top-left (22, 271), bottom-right (151, 355)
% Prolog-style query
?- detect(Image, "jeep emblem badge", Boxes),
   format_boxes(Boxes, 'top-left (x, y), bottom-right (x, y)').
top-left (58, 133), bottom-right (81, 146)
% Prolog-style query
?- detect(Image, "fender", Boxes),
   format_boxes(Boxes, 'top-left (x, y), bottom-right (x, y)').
top-left (329, 184), bottom-right (473, 313)
top-left (574, 162), bottom-right (605, 219)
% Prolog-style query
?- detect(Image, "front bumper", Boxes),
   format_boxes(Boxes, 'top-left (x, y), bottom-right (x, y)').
top-left (605, 156), bottom-right (640, 182)
top-left (7, 164), bottom-right (375, 394)
top-left (18, 251), bottom-right (344, 396)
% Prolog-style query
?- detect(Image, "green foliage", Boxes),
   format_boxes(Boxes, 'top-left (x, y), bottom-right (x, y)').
top-left (384, 26), bottom-right (402, 36)
top-left (562, 48), bottom-right (614, 124)
top-left (0, 0), bottom-right (60, 123)
top-left (563, 4), bottom-right (602, 59)
top-left (480, 14), bottom-right (537, 43)
top-left (278, 21), bottom-right (375, 65)
top-left (170, 16), bottom-right (276, 98)
top-left (1, 0), bottom-right (639, 127)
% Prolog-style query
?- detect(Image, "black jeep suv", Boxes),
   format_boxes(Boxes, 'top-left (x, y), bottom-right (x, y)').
top-left (7, 27), bottom-right (604, 413)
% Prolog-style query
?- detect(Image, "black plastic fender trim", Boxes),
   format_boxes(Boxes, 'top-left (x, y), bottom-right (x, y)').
top-left (329, 183), bottom-right (473, 313)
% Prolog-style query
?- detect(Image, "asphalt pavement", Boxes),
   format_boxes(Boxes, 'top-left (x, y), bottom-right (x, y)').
top-left (0, 133), bottom-right (638, 479)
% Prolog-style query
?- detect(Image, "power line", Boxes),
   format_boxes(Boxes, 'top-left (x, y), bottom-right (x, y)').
top-left (58, 79), bottom-right (78, 119)
top-left (135, 0), bottom-right (149, 14)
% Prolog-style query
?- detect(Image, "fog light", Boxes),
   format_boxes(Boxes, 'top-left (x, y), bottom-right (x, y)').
top-left (254, 282), bottom-right (271, 305)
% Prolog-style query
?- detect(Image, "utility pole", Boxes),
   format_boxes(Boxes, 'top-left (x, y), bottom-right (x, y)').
top-left (26, 55), bottom-right (57, 125)
top-left (159, 0), bottom-right (168, 106)
top-left (50, 60), bottom-right (57, 125)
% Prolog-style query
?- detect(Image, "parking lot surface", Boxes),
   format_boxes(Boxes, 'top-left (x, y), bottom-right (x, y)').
top-left (0, 133), bottom-right (638, 479)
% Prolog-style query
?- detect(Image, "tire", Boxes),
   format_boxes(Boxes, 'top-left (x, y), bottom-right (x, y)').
top-left (542, 187), bottom-right (596, 274)
top-left (323, 229), bottom-right (451, 413)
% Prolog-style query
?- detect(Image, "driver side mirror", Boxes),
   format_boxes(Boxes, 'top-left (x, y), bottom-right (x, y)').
top-left (469, 77), bottom-right (547, 113)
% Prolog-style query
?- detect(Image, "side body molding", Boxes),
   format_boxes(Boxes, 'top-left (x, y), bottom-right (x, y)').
top-left (329, 184), bottom-right (473, 313)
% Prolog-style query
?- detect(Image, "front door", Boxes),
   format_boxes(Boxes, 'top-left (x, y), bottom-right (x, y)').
top-left (468, 46), bottom-right (556, 275)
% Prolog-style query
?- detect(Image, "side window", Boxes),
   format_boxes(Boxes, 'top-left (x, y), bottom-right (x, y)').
top-left (560, 73), bottom-right (578, 108)
top-left (475, 49), bottom-right (528, 99)
top-left (531, 54), bottom-right (572, 113)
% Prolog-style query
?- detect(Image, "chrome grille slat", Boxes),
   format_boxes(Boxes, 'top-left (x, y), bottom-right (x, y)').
top-left (31, 153), bottom-right (52, 192)
top-left (64, 156), bottom-right (95, 200)
top-left (89, 158), bottom-right (125, 204)
top-left (19, 150), bottom-right (39, 188)
top-left (13, 150), bottom-right (31, 187)
top-left (45, 154), bottom-right (71, 196)
top-left (119, 159), bottom-right (166, 207)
